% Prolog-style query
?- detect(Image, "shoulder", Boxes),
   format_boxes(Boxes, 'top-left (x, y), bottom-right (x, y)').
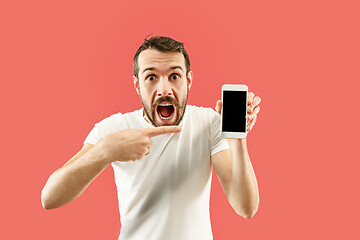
top-left (96, 109), bottom-right (141, 126)
top-left (95, 108), bottom-right (141, 131)
top-left (90, 112), bottom-right (125, 138)
top-left (84, 112), bottom-right (126, 144)
top-left (96, 112), bottom-right (124, 127)
top-left (120, 109), bottom-right (142, 122)
top-left (84, 109), bottom-right (141, 144)
top-left (183, 105), bottom-right (222, 142)
top-left (184, 105), bottom-right (220, 131)
top-left (186, 105), bottom-right (219, 120)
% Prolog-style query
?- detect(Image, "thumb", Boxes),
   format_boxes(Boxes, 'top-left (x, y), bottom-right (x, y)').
top-left (215, 100), bottom-right (222, 115)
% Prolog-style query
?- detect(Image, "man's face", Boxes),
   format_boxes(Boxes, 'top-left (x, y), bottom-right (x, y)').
top-left (134, 49), bottom-right (193, 127)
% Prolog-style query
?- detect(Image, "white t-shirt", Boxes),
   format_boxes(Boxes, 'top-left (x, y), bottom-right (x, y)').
top-left (84, 105), bottom-right (230, 240)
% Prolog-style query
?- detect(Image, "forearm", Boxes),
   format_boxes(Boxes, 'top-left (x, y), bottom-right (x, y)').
top-left (227, 138), bottom-right (259, 218)
top-left (41, 144), bottom-right (111, 209)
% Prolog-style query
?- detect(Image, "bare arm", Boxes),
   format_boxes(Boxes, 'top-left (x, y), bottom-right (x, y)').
top-left (41, 126), bottom-right (181, 210)
top-left (211, 93), bottom-right (261, 218)
top-left (41, 143), bottom-right (110, 209)
top-left (211, 140), bottom-right (259, 219)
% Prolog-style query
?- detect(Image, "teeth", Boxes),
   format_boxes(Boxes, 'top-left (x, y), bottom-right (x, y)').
top-left (159, 114), bottom-right (172, 120)
top-left (157, 103), bottom-right (174, 120)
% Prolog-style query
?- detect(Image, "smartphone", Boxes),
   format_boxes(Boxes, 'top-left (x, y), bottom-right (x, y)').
top-left (221, 84), bottom-right (248, 139)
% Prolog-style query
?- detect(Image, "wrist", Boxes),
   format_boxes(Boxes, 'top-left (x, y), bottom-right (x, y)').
top-left (94, 140), bottom-right (116, 164)
top-left (226, 137), bottom-right (247, 145)
top-left (226, 138), bottom-right (248, 152)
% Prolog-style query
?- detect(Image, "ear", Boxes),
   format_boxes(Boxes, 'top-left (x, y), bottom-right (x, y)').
top-left (133, 76), bottom-right (140, 95)
top-left (187, 71), bottom-right (193, 90)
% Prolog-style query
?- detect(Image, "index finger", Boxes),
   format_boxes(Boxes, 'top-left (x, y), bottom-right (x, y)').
top-left (248, 92), bottom-right (255, 105)
top-left (253, 96), bottom-right (261, 107)
top-left (145, 126), bottom-right (181, 138)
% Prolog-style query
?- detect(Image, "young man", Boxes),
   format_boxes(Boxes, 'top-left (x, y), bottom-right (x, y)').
top-left (41, 36), bottom-right (261, 239)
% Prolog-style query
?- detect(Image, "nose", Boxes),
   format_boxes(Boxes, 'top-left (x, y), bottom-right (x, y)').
top-left (156, 77), bottom-right (173, 97)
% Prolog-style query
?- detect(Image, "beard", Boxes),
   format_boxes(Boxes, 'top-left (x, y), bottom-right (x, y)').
top-left (141, 88), bottom-right (189, 127)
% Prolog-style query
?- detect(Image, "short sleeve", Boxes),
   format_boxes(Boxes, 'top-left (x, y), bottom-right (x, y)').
top-left (83, 113), bottom-right (124, 146)
top-left (210, 109), bottom-right (230, 156)
top-left (83, 122), bottom-right (102, 145)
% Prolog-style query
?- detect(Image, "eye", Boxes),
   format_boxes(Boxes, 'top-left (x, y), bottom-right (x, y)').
top-left (146, 74), bottom-right (156, 81)
top-left (170, 73), bottom-right (180, 80)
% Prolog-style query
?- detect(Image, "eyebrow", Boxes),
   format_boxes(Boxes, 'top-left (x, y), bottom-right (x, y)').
top-left (142, 66), bottom-right (183, 74)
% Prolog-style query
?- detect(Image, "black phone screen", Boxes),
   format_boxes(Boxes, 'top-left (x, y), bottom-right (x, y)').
top-left (222, 90), bottom-right (247, 132)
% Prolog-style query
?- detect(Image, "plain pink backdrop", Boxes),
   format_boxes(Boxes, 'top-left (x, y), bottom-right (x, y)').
top-left (1, 0), bottom-right (359, 239)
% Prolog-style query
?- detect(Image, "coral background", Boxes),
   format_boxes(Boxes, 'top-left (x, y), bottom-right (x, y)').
top-left (1, 0), bottom-right (359, 239)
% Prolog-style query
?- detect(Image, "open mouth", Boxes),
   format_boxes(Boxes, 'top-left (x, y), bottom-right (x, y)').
top-left (157, 103), bottom-right (175, 121)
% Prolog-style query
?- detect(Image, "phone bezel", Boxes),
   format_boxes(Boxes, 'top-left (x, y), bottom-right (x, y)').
top-left (221, 84), bottom-right (248, 139)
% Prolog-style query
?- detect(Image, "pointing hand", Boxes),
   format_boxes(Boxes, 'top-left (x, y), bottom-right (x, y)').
top-left (98, 126), bottom-right (181, 162)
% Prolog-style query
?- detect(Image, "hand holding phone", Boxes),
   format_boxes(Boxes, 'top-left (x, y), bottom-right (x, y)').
top-left (221, 84), bottom-right (248, 139)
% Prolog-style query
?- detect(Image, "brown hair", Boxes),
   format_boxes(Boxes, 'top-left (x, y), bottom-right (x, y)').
top-left (133, 35), bottom-right (191, 78)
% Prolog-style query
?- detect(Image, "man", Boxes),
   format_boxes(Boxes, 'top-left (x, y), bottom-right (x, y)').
top-left (41, 36), bottom-right (261, 239)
